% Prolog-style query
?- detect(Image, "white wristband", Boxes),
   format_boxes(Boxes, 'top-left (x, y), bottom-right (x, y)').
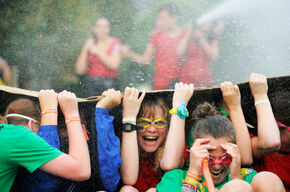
top-left (122, 117), bottom-right (136, 122)
top-left (255, 99), bottom-right (270, 106)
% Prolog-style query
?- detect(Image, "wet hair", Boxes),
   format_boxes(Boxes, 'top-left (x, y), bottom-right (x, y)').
top-left (158, 3), bottom-right (179, 18)
top-left (192, 102), bottom-right (236, 144)
top-left (4, 98), bottom-right (41, 126)
top-left (137, 96), bottom-right (169, 173)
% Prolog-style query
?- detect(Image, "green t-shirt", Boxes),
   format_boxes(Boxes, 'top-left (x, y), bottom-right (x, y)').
top-left (0, 124), bottom-right (63, 192)
top-left (156, 168), bottom-right (257, 192)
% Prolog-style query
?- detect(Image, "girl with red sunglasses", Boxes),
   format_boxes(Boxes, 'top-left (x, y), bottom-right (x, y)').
top-left (156, 102), bottom-right (285, 192)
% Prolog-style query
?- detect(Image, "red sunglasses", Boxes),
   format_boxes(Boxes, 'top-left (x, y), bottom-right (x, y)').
top-left (208, 154), bottom-right (232, 165)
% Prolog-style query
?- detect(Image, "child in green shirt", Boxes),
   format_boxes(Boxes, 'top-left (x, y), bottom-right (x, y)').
top-left (157, 102), bottom-right (285, 192)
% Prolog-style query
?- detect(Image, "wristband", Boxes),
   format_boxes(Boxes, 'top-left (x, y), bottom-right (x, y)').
top-left (187, 171), bottom-right (201, 181)
top-left (122, 117), bottom-right (136, 122)
top-left (254, 99), bottom-right (270, 106)
top-left (184, 176), bottom-right (201, 186)
top-left (65, 117), bottom-right (81, 124)
top-left (42, 109), bottom-right (58, 115)
top-left (181, 184), bottom-right (197, 192)
top-left (169, 102), bottom-right (189, 119)
top-left (184, 176), bottom-right (206, 192)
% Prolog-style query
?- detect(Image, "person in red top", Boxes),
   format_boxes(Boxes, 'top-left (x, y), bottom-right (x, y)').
top-left (178, 21), bottom-right (224, 87)
top-left (120, 82), bottom-right (194, 192)
top-left (75, 17), bottom-right (122, 97)
top-left (248, 73), bottom-right (289, 191)
top-left (122, 4), bottom-right (187, 90)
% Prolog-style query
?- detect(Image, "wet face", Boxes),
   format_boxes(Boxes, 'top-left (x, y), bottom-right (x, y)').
top-left (157, 11), bottom-right (176, 31)
top-left (137, 106), bottom-right (167, 153)
top-left (93, 18), bottom-right (110, 39)
top-left (204, 136), bottom-right (231, 185)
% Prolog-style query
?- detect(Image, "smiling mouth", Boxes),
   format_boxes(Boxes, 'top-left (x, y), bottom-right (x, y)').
top-left (210, 170), bottom-right (223, 178)
top-left (143, 136), bottom-right (158, 142)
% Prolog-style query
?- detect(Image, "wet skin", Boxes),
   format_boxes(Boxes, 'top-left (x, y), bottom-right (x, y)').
top-left (137, 106), bottom-right (166, 153)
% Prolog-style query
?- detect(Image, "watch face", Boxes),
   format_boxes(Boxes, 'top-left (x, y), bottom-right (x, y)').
top-left (181, 108), bottom-right (186, 116)
top-left (123, 123), bottom-right (132, 132)
top-left (122, 123), bottom-right (143, 132)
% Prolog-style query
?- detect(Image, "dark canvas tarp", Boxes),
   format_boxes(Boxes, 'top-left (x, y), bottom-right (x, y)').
top-left (1, 75), bottom-right (289, 191)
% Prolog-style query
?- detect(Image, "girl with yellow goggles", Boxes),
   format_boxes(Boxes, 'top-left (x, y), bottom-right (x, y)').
top-left (137, 117), bottom-right (167, 129)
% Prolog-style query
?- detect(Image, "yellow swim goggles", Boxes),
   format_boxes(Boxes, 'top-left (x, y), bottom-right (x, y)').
top-left (136, 117), bottom-right (167, 129)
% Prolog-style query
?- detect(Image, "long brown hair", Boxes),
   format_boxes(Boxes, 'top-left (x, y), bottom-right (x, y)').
top-left (137, 96), bottom-right (170, 173)
top-left (5, 98), bottom-right (41, 126)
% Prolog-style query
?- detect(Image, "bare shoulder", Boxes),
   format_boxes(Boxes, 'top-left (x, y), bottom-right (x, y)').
top-left (85, 38), bottom-right (95, 48)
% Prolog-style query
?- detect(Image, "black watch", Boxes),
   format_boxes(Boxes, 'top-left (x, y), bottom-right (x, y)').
top-left (122, 123), bottom-right (143, 132)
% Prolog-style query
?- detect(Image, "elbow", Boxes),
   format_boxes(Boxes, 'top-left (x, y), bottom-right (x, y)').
top-left (73, 168), bottom-right (91, 181)
top-left (122, 176), bottom-right (137, 186)
top-left (120, 167), bottom-right (138, 186)
top-left (75, 67), bottom-right (85, 75)
top-left (160, 158), bottom-right (182, 172)
top-left (264, 138), bottom-right (281, 151)
top-left (111, 63), bottom-right (120, 71)
top-left (70, 162), bottom-right (91, 181)
top-left (268, 139), bottom-right (281, 151)
top-left (258, 139), bottom-right (281, 154)
top-left (241, 156), bottom-right (253, 166)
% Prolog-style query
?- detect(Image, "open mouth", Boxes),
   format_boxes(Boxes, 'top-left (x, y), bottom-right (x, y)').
top-left (210, 170), bottom-right (223, 178)
top-left (143, 136), bottom-right (158, 142)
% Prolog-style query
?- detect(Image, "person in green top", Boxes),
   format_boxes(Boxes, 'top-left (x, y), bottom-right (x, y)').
top-left (157, 102), bottom-right (285, 192)
top-left (0, 90), bottom-right (91, 192)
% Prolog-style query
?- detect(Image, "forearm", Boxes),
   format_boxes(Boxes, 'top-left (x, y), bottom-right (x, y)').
top-left (177, 32), bottom-right (191, 57)
top-left (229, 106), bottom-right (253, 165)
top-left (161, 116), bottom-right (185, 171)
top-left (254, 97), bottom-right (280, 153)
top-left (75, 49), bottom-right (88, 75)
top-left (66, 120), bottom-right (90, 176)
top-left (120, 131), bottom-right (139, 185)
top-left (3, 66), bottom-right (11, 85)
top-left (96, 52), bottom-right (121, 71)
top-left (127, 50), bottom-right (150, 65)
top-left (41, 113), bottom-right (58, 125)
top-left (127, 44), bottom-right (154, 65)
top-left (200, 39), bottom-right (219, 62)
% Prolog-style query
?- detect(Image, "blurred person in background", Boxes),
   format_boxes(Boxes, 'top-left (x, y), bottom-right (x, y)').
top-left (75, 17), bottom-right (122, 97)
top-left (122, 4), bottom-right (187, 90)
top-left (0, 57), bottom-right (11, 85)
top-left (178, 21), bottom-right (224, 87)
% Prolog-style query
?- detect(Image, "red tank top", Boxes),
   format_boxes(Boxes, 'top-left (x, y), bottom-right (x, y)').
top-left (250, 134), bottom-right (290, 192)
top-left (150, 30), bottom-right (186, 90)
top-left (133, 143), bottom-right (188, 191)
top-left (179, 39), bottom-right (212, 87)
top-left (87, 38), bottom-right (121, 78)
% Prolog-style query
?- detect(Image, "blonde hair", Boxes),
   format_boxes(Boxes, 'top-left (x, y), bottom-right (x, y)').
top-left (137, 97), bottom-right (169, 173)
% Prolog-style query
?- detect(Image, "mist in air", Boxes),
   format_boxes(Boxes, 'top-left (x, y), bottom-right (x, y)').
top-left (0, 0), bottom-right (289, 96)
